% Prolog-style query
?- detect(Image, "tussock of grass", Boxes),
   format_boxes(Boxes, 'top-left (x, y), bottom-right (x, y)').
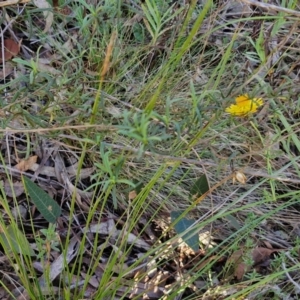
top-left (0, 0), bottom-right (300, 299)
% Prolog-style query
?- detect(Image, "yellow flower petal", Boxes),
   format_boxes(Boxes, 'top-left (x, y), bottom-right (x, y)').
top-left (225, 94), bottom-right (263, 116)
top-left (235, 94), bottom-right (251, 104)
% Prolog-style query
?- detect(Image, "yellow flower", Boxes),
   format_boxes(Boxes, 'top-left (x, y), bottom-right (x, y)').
top-left (225, 94), bottom-right (263, 116)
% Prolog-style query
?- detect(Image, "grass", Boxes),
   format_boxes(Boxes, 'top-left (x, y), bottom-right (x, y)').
top-left (0, 0), bottom-right (300, 299)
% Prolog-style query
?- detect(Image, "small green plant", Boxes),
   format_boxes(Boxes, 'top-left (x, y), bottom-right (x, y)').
top-left (35, 223), bottom-right (60, 260)
top-left (118, 110), bottom-right (171, 155)
top-left (13, 57), bottom-right (40, 85)
top-left (89, 144), bottom-right (135, 209)
top-left (141, 0), bottom-right (183, 45)
top-left (248, 23), bottom-right (266, 63)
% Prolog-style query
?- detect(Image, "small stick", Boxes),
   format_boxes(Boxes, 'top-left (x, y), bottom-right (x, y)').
top-left (240, 0), bottom-right (300, 17)
top-left (0, 0), bottom-right (31, 8)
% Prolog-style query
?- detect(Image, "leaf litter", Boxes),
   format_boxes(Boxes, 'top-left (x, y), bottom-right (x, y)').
top-left (0, 0), bottom-right (300, 299)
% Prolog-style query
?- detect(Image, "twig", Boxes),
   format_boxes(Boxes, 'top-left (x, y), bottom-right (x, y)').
top-left (240, 0), bottom-right (300, 17)
top-left (0, 0), bottom-right (30, 7)
top-left (0, 124), bottom-right (116, 133)
top-left (282, 253), bottom-right (300, 293)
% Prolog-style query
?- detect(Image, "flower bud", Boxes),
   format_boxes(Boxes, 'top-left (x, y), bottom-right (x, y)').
top-left (233, 171), bottom-right (247, 184)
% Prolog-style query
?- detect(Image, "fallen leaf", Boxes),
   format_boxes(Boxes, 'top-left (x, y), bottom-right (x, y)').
top-left (128, 190), bottom-right (137, 200)
top-left (15, 156), bottom-right (38, 172)
top-left (0, 39), bottom-right (20, 63)
top-left (0, 61), bottom-right (14, 79)
top-left (38, 236), bottom-right (80, 287)
top-left (33, 0), bottom-right (54, 33)
top-left (229, 247), bottom-right (280, 280)
top-left (29, 163), bottom-right (56, 176)
top-left (84, 219), bottom-right (116, 235)
top-left (113, 230), bottom-right (150, 250)
top-left (37, 60), bottom-right (61, 75)
top-left (1, 180), bottom-right (24, 197)
top-left (11, 205), bottom-right (27, 220)
top-left (252, 247), bottom-right (278, 265)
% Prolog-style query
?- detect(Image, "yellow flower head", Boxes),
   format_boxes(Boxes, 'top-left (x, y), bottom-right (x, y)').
top-left (225, 94), bottom-right (263, 116)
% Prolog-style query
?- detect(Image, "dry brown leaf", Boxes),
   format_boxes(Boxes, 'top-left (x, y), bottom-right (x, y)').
top-left (0, 39), bottom-right (20, 63)
top-left (234, 261), bottom-right (248, 281)
top-left (226, 249), bottom-right (248, 280)
top-left (230, 247), bottom-right (280, 280)
top-left (252, 247), bottom-right (278, 265)
top-left (128, 190), bottom-right (137, 200)
top-left (262, 240), bottom-right (273, 249)
top-left (15, 156), bottom-right (38, 172)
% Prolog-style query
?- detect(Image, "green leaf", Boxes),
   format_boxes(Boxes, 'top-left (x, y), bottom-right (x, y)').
top-left (171, 211), bottom-right (199, 252)
top-left (190, 174), bottom-right (209, 198)
top-left (23, 176), bottom-right (61, 223)
top-left (0, 224), bottom-right (35, 256)
top-left (133, 23), bottom-right (145, 43)
top-left (226, 214), bottom-right (241, 231)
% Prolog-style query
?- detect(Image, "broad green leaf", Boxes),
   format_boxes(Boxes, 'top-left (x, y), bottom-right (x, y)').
top-left (190, 174), bottom-right (209, 199)
top-left (0, 224), bottom-right (35, 256)
top-left (226, 214), bottom-right (241, 231)
top-left (23, 176), bottom-right (61, 223)
top-left (171, 211), bottom-right (199, 252)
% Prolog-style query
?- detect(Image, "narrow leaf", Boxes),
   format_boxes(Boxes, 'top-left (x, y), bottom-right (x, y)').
top-left (23, 176), bottom-right (61, 223)
top-left (0, 224), bottom-right (35, 256)
top-left (171, 211), bottom-right (199, 252)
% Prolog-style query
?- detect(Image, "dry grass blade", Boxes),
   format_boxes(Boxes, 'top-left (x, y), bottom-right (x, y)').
top-left (0, 0), bottom-right (30, 7)
top-left (100, 31), bottom-right (117, 81)
top-left (241, 0), bottom-right (300, 17)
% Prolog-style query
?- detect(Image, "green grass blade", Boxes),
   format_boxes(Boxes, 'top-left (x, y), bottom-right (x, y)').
top-left (0, 224), bottom-right (35, 256)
